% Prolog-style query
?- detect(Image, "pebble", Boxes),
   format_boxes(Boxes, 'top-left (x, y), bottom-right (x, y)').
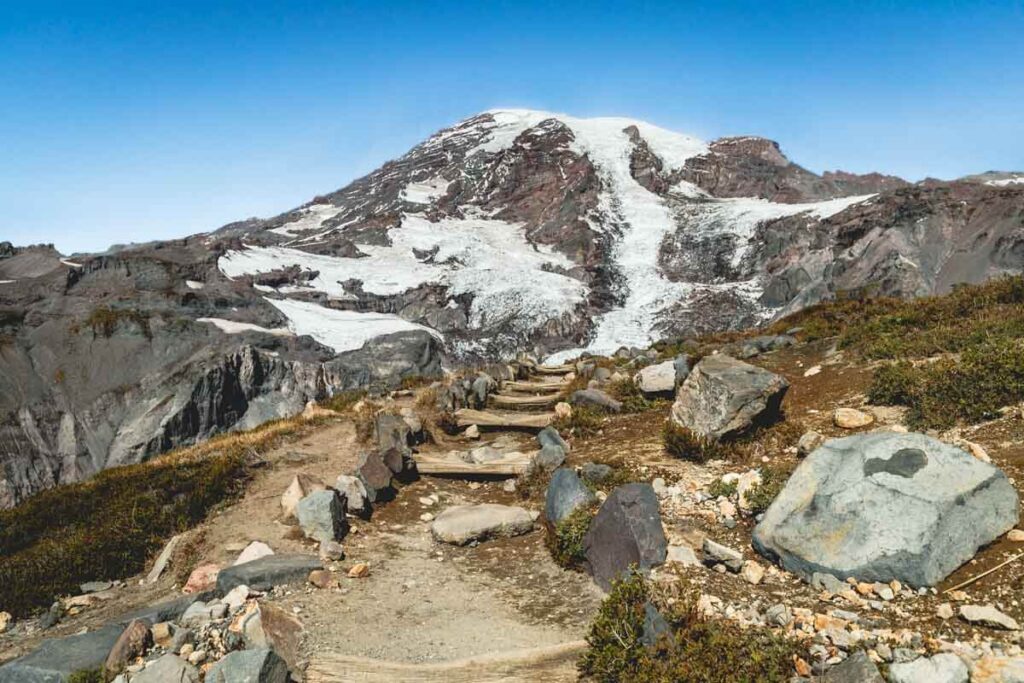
top-left (1008, 529), bottom-right (1024, 542)
top-left (348, 563), bottom-right (370, 579)
top-left (833, 407), bottom-right (874, 429)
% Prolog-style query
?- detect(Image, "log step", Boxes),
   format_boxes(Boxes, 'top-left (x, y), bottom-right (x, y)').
top-left (532, 364), bottom-right (575, 376)
top-left (413, 451), bottom-right (533, 476)
top-left (502, 380), bottom-right (567, 393)
top-left (454, 409), bottom-right (554, 430)
top-left (489, 393), bottom-right (562, 409)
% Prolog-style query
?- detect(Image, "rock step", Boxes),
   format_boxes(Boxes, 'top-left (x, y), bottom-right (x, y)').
top-left (306, 641), bottom-right (586, 682)
top-left (489, 393), bottom-right (562, 410)
top-left (454, 408), bottom-right (555, 430)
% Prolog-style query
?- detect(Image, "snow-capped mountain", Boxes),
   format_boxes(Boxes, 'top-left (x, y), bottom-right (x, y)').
top-left (2, 109), bottom-right (1022, 506)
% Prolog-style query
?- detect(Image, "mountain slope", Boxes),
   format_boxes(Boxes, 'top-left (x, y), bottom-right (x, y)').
top-left (1, 109), bottom-right (1022, 506)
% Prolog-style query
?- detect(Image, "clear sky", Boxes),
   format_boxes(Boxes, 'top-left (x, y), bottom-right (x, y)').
top-left (2, 1), bottom-right (1022, 254)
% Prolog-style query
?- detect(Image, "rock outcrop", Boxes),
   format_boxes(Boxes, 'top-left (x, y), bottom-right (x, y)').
top-left (752, 432), bottom-right (1020, 586)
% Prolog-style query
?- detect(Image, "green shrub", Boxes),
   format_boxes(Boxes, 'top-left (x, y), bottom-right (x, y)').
top-left (662, 421), bottom-right (722, 463)
top-left (867, 361), bottom-right (920, 406)
top-left (579, 572), bottom-right (801, 683)
top-left (68, 669), bottom-right (104, 683)
top-left (554, 405), bottom-right (605, 438)
top-left (607, 378), bottom-right (655, 414)
top-left (743, 464), bottom-right (795, 515)
top-left (319, 389), bottom-right (368, 412)
top-left (707, 478), bottom-right (737, 499)
top-left (546, 505), bottom-right (596, 569)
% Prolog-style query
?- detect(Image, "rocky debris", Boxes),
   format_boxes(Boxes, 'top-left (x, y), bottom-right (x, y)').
top-left (183, 563), bottom-right (221, 594)
top-left (971, 656), bottom-right (1024, 682)
top-left (239, 602), bottom-right (303, 673)
top-left (545, 468), bottom-right (597, 525)
top-left (0, 612), bottom-right (11, 634)
top-left (430, 504), bottom-right (535, 545)
top-left (733, 334), bottom-right (796, 359)
top-left (703, 539), bottom-right (744, 573)
top-left (960, 605), bottom-right (1021, 631)
top-left (131, 653), bottom-right (200, 682)
top-left (280, 474), bottom-right (326, 521)
top-left (753, 432), bottom-right (1020, 586)
top-left (205, 648), bottom-right (289, 683)
top-left (0, 623), bottom-right (124, 682)
top-left (333, 474), bottom-right (370, 517)
top-left (671, 355), bottom-right (789, 441)
top-left (582, 483), bottom-right (667, 591)
top-left (233, 541), bottom-right (274, 566)
top-left (570, 389), bottom-right (623, 413)
top-left (635, 360), bottom-right (676, 395)
top-left (216, 554), bottom-right (322, 594)
top-left (464, 424), bottom-right (480, 439)
top-left (147, 534), bottom-right (183, 584)
top-left (797, 430), bottom-right (826, 457)
top-left (537, 426), bottom-right (570, 452)
top-left (295, 489), bottom-right (348, 543)
top-left (833, 407), bottom-right (875, 429)
top-left (665, 544), bottom-right (699, 566)
top-left (355, 449), bottom-right (400, 503)
top-left (1009, 529), bottom-right (1024, 542)
top-left (888, 653), bottom-right (969, 683)
top-left (104, 618), bottom-right (152, 674)
top-left (740, 560), bottom-right (765, 585)
top-left (533, 444), bottom-right (566, 472)
top-left (581, 462), bottom-right (612, 484)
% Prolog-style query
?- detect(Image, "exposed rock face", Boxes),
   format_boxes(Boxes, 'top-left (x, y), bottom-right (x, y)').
top-left (752, 433), bottom-right (1020, 586)
top-left (671, 355), bottom-right (789, 441)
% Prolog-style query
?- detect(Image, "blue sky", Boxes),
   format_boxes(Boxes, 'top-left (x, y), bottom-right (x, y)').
top-left (2, 1), bottom-right (1022, 254)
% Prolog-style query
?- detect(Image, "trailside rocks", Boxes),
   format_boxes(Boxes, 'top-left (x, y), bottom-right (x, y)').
top-left (635, 360), bottom-right (676, 395)
top-left (671, 355), bottom-right (788, 441)
top-left (132, 654), bottom-right (200, 683)
top-left (537, 426), bottom-right (570, 452)
top-left (582, 483), bottom-right (667, 591)
top-left (280, 474), bottom-right (326, 521)
top-left (570, 389), bottom-right (623, 413)
top-left (205, 648), bottom-right (289, 683)
top-left (534, 444), bottom-right (566, 472)
top-left (545, 468), bottom-right (596, 525)
top-left (333, 474), bottom-right (370, 516)
top-left (0, 623), bottom-right (124, 682)
top-left (960, 604), bottom-right (1022, 631)
top-left (295, 490), bottom-right (348, 543)
top-left (430, 504), bottom-right (535, 545)
top-left (753, 432), bottom-right (1019, 586)
top-left (888, 653), bottom-right (969, 683)
top-left (216, 555), bottom-right (322, 594)
top-left (822, 650), bottom-right (884, 682)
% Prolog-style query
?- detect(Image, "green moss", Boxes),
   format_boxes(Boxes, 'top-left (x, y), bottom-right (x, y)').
top-left (81, 306), bottom-right (152, 339)
top-left (579, 572), bottom-right (801, 683)
top-left (546, 505), bottom-right (596, 569)
top-left (67, 669), bottom-right (104, 683)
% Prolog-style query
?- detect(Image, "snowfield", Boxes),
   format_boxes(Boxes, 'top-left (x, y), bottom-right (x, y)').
top-left (217, 109), bottom-right (875, 360)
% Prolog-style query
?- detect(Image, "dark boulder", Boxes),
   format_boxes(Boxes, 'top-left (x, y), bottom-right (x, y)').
top-left (582, 483), bottom-right (667, 591)
top-left (545, 468), bottom-right (596, 524)
top-left (216, 554), bottom-right (322, 594)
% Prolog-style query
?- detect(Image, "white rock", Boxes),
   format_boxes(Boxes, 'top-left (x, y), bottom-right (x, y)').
top-left (464, 424), bottom-right (480, 439)
top-left (803, 365), bottom-right (822, 377)
top-left (666, 545), bottom-right (700, 566)
top-left (430, 504), bottom-right (534, 545)
top-left (888, 653), bottom-right (968, 683)
top-left (960, 604), bottom-right (1021, 630)
top-left (741, 560), bottom-right (765, 585)
top-left (222, 585), bottom-right (250, 611)
top-left (636, 361), bottom-right (676, 394)
top-left (833, 407), bottom-right (874, 429)
top-left (736, 469), bottom-right (762, 511)
top-left (233, 541), bottom-right (274, 566)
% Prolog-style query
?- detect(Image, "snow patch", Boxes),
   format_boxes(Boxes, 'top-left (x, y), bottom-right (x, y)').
top-left (60, 259), bottom-right (83, 269)
top-left (987, 176), bottom-right (1024, 187)
top-left (0, 280), bottom-right (15, 284)
top-left (185, 280), bottom-right (205, 290)
top-left (266, 298), bottom-right (441, 353)
top-left (197, 318), bottom-right (293, 337)
top-left (270, 203), bottom-right (342, 237)
top-left (401, 177), bottom-right (450, 204)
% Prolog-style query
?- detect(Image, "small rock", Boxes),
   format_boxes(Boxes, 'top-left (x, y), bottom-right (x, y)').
top-left (0, 612), bottom-right (11, 634)
top-left (823, 650), bottom-right (884, 682)
top-left (569, 389), bottom-right (622, 413)
top-left (296, 489), bottom-right (348, 543)
top-left (554, 402), bottom-right (572, 420)
top-left (420, 513), bottom-right (434, 522)
top-left (464, 424), bottom-right (480, 439)
top-left (581, 462), bottom-right (613, 484)
top-left (666, 544), bottom-right (700, 567)
top-left (187, 649), bottom-right (207, 665)
top-left (937, 603), bottom-right (954, 620)
top-left (431, 504), bottom-right (534, 545)
top-left (1008, 529), bottom-right (1024, 542)
top-left (151, 621), bottom-right (174, 647)
top-left (183, 563), bottom-right (220, 594)
top-left (888, 653), bottom-right (968, 683)
top-left (804, 365), bottom-right (822, 377)
top-left (319, 540), bottom-right (345, 561)
top-left (736, 469), bottom-right (762, 511)
top-left (741, 560), bottom-right (765, 585)
top-left (104, 619), bottom-right (151, 674)
top-left (308, 570), bottom-right (337, 589)
top-left (960, 604), bottom-right (1021, 630)
top-left (223, 585), bottom-right (250, 611)
top-left (348, 563), bottom-right (370, 579)
top-left (718, 498), bottom-right (737, 518)
top-left (797, 430), bottom-right (826, 457)
top-left (703, 539), bottom-right (743, 573)
top-left (233, 541), bottom-right (274, 566)
top-left (280, 473), bottom-right (326, 520)
top-left (333, 474), bottom-right (371, 516)
top-left (130, 653), bottom-right (200, 683)
top-left (833, 407), bottom-right (874, 429)
top-left (534, 444), bottom-right (566, 472)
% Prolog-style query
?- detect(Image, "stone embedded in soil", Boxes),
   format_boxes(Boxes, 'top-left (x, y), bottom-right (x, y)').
top-left (753, 432), bottom-right (1020, 586)
top-left (741, 560), bottom-right (765, 585)
top-left (431, 504), bottom-right (535, 545)
top-left (104, 618), bottom-right (151, 674)
top-left (308, 569), bottom-right (337, 589)
top-left (960, 604), bottom-right (1022, 631)
top-left (216, 554), bottom-right (323, 594)
top-left (703, 539), bottom-right (744, 573)
top-left (0, 623), bottom-right (124, 682)
top-left (319, 540), bottom-right (345, 561)
top-left (666, 544), bottom-right (699, 566)
top-left (334, 474), bottom-right (370, 516)
top-left (582, 483), bottom-right (667, 591)
top-left (130, 653), bottom-right (200, 683)
top-left (534, 444), bottom-right (566, 472)
top-left (464, 424), bottom-right (480, 439)
top-left (183, 563), bottom-right (221, 594)
top-left (888, 653), bottom-right (968, 683)
top-left (296, 489), bottom-right (348, 543)
top-left (356, 449), bottom-right (398, 503)
top-left (233, 541), bottom-right (274, 566)
top-left (1009, 529), bottom-right (1024, 542)
top-left (545, 468), bottom-right (597, 525)
top-left (206, 648), bottom-right (289, 683)
top-left (822, 650), bottom-right (884, 682)
top-left (797, 430), bottom-right (826, 457)
top-left (537, 426), bottom-right (570, 452)
top-left (833, 407), bottom-right (874, 429)
top-left (281, 473), bottom-right (327, 521)
top-left (570, 388), bottom-right (623, 413)
top-left (581, 462), bottom-right (612, 484)
top-left (671, 355), bottom-right (788, 442)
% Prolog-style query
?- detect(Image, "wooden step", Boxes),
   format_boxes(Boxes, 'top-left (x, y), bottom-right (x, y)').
top-left (502, 380), bottom-right (567, 393)
top-left (454, 409), bottom-right (554, 430)
top-left (489, 393), bottom-right (561, 409)
top-left (413, 451), bottom-right (533, 476)
top-left (532, 364), bottom-right (575, 376)
top-left (307, 640), bottom-right (586, 682)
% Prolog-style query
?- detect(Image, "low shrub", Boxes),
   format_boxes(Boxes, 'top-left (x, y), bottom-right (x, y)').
top-left (607, 378), bottom-right (655, 414)
top-left (553, 405), bottom-right (605, 438)
top-left (319, 389), bottom-right (368, 413)
top-left (743, 464), bottom-right (795, 515)
top-left (579, 572), bottom-right (801, 683)
top-left (662, 421), bottom-right (722, 463)
top-left (867, 361), bottom-right (920, 406)
top-left (546, 505), bottom-right (596, 569)
top-left (67, 669), bottom-right (103, 683)
top-left (707, 478), bottom-right (737, 499)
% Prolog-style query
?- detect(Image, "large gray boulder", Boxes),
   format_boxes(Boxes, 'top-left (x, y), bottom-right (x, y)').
top-left (888, 653), bottom-right (968, 683)
top-left (670, 354), bottom-right (788, 441)
top-left (753, 432), bottom-right (1020, 586)
top-left (582, 483), bottom-right (667, 591)
top-left (216, 554), bottom-right (322, 594)
top-left (205, 648), bottom-right (289, 683)
top-left (295, 489), bottom-right (348, 542)
top-left (635, 360), bottom-right (675, 395)
top-left (132, 654), bottom-right (200, 683)
top-left (545, 468), bottom-right (596, 524)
